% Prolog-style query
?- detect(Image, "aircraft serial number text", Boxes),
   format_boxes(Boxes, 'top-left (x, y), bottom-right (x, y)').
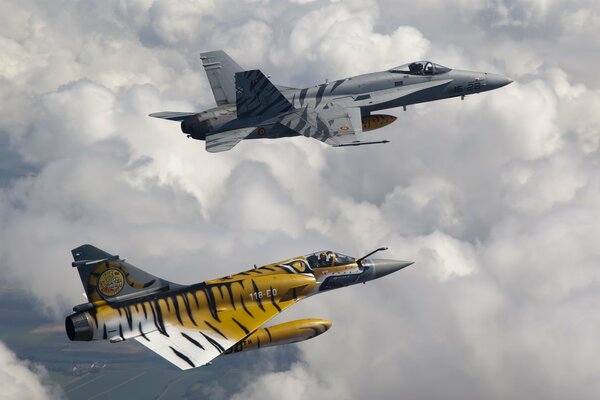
top-left (249, 289), bottom-right (278, 300)
top-left (452, 82), bottom-right (482, 93)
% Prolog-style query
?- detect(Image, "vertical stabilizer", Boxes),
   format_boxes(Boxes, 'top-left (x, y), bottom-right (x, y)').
top-left (235, 70), bottom-right (294, 118)
top-left (200, 50), bottom-right (244, 106)
top-left (71, 244), bottom-right (176, 303)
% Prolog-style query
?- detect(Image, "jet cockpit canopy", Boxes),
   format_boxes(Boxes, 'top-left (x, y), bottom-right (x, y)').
top-left (305, 251), bottom-right (355, 269)
top-left (390, 61), bottom-right (451, 76)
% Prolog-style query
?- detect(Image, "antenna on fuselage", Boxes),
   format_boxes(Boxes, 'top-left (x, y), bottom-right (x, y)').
top-left (356, 246), bottom-right (388, 266)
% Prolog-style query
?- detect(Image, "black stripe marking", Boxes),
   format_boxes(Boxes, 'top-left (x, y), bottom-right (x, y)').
top-left (265, 327), bottom-right (272, 343)
top-left (124, 306), bottom-right (133, 330)
top-left (138, 322), bottom-right (149, 342)
top-left (278, 265), bottom-right (294, 274)
top-left (251, 280), bottom-right (265, 311)
top-left (170, 346), bottom-right (195, 368)
top-left (149, 301), bottom-right (160, 332)
top-left (315, 84), bottom-right (327, 107)
top-left (330, 79), bottom-right (345, 93)
top-left (257, 335), bottom-right (261, 349)
top-left (181, 332), bottom-right (205, 350)
top-left (118, 324), bottom-right (124, 341)
top-left (204, 320), bottom-right (228, 340)
top-left (225, 284), bottom-right (237, 309)
top-left (153, 300), bottom-right (169, 337)
top-left (142, 302), bottom-right (148, 319)
top-left (240, 293), bottom-right (254, 318)
top-left (182, 294), bottom-right (198, 326)
top-left (192, 291), bottom-right (200, 308)
top-left (102, 324), bottom-right (107, 340)
top-left (231, 318), bottom-right (249, 335)
top-left (200, 332), bottom-right (225, 353)
top-left (299, 88), bottom-right (308, 106)
top-left (270, 286), bottom-right (282, 312)
top-left (203, 287), bottom-right (221, 322)
top-left (172, 295), bottom-right (183, 325)
top-left (142, 279), bottom-right (155, 288)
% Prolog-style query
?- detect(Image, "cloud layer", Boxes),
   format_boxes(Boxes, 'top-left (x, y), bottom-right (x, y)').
top-left (0, 341), bottom-right (61, 400)
top-left (1, 0), bottom-right (600, 398)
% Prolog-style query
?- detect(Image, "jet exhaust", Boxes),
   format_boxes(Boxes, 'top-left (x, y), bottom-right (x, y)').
top-left (65, 312), bottom-right (94, 341)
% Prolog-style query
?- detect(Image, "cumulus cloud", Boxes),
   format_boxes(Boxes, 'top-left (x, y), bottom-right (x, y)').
top-left (1, 0), bottom-right (600, 398)
top-left (0, 341), bottom-right (62, 400)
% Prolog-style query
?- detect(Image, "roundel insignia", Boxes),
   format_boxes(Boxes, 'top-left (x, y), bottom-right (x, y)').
top-left (258, 127), bottom-right (266, 136)
top-left (98, 269), bottom-right (125, 297)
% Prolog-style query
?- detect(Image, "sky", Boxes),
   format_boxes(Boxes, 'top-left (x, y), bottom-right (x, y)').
top-left (1, 0), bottom-right (600, 399)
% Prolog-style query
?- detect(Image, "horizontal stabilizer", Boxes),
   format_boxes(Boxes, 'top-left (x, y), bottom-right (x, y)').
top-left (149, 112), bottom-right (197, 121)
top-left (205, 128), bottom-right (254, 153)
top-left (332, 140), bottom-right (390, 147)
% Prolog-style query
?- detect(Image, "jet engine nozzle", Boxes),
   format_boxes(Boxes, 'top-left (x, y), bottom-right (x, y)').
top-left (65, 312), bottom-right (94, 341)
top-left (181, 116), bottom-right (211, 140)
top-left (361, 114), bottom-right (397, 132)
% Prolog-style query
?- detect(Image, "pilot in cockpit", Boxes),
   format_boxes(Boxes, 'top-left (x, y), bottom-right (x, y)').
top-left (326, 252), bottom-right (336, 266)
top-left (408, 62), bottom-right (423, 74)
top-left (424, 62), bottom-right (434, 75)
top-left (318, 252), bottom-right (328, 267)
top-left (317, 251), bottom-right (337, 267)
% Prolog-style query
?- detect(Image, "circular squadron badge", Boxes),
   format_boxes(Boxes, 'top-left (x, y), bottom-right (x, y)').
top-left (98, 269), bottom-right (125, 297)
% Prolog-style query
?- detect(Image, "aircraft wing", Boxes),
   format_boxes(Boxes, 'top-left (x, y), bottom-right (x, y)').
top-left (281, 104), bottom-right (367, 146)
top-left (134, 274), bottom-right (314, 370)
top-left (135, 323), bottom-right (229, 370)
top-left (282, 79), bottom-right (453, 147)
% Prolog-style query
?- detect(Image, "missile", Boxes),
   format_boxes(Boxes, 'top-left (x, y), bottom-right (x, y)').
top-left (361, 114), bottom-right (397, 132)
top-left (223, 318), bottom-right (332, 355)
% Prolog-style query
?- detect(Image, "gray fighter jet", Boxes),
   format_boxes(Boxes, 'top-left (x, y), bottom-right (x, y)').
top-left (151, 51), bottom-right (512, 152)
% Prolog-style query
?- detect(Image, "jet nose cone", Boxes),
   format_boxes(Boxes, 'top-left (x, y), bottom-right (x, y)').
top-left (486, 73), bottom-right (513, 89)
top-left (370, 259), bottom-right (414, 279)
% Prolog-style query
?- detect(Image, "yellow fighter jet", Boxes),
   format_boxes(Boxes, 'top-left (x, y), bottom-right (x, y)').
top-left (66, 245), bottom-right (413, 370)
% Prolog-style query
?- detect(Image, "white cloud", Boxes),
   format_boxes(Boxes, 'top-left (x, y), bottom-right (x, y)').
top-left (0, 341), bottom-right (62, 400)
top-left (1, 0), bottom-right (600, 398)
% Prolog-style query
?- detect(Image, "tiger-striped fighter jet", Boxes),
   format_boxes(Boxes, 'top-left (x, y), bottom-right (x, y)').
top-left (66, 245), bottom-right (412, 370)
top-left (150, 50), bottom-right (512, 152)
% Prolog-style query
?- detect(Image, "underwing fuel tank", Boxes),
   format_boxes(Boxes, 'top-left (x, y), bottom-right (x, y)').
top-left (361, 114), bottom-right (397, 132)
top-left (223, 318), bottom-right (332, 355)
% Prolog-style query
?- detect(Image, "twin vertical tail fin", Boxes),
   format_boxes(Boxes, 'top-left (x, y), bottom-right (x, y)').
top-left (71, 244), bottom-right (175, 304)
top-left (200, 50), bottom-right (295, 116)
top-left (201, 50), bottom-right (244, 106)
top-left (234, 70), bottom-right (294, 119)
